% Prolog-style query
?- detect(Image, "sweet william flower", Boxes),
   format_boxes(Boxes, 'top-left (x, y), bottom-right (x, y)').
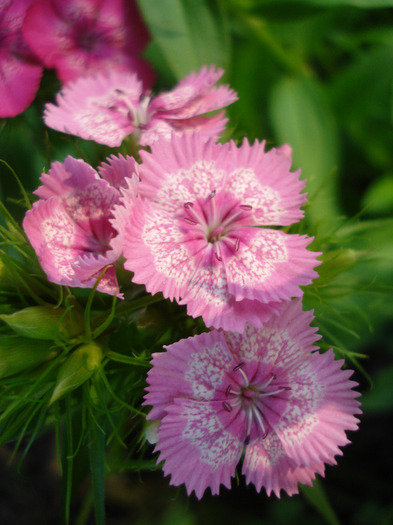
top-left (23, 154), bottom-right (138, 296)
top-left (144, 299), bottom-right (361, 498)
top-left (121, 133), bottom-right (320, 332)
top-left (23, 0), bottom-right (154, 86)
top-left (0, 0), bottom-right (43, 118)
top-left (43, 66), bottom-right (237, 147)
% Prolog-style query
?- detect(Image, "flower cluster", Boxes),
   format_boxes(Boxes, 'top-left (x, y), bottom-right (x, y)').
top-left (0, 0), bottom-right (152, 117)
top-left (21, 61), bottom-right (360, 499)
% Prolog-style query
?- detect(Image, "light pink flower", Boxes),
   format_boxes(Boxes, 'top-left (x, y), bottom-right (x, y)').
top-left (43, 66), bottom-right (237, 147)
top-left (121, 133), bottom-right (320, 331)
top-left (23, 0), bottom-right (154, 86)
top-left (23, 154), bottom-right (138, 296)
top-left (144, 299), bottom-right (361, 498)
top-left (0, 0), bottom-right (43, 118)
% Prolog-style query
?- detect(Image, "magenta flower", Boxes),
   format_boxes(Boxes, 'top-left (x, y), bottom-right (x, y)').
top-left (121, 133), bottom-right (320, 332)
top-left (22, 0), bottom-right (154, 86)
top-left (23, 155), bottom-right (138, 296)
top-left (144, 299), bottom-right (361, 498)
top-left (43, 66), bottom-right (237, 147)
top-left (0, 0), bottom-right (43, 118)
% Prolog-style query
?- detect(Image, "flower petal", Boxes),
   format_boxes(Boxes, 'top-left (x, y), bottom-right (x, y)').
top-left (225, 229), bottom-right (321, 304)
top-left (144, 331), bottom-right (234, 420)
top-left (156, 398), bottom-right (243, 498)
top-left (266, 349), bottom-right (361, 466)
top-left (44, 71), bottom-right (143, 146)
top-left (243, 433), bottom-right (326, 497)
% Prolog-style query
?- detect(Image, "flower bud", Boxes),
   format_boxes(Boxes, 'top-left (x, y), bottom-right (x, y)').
top-left (0, 335), bottom-right (55, 379)
top-left (0, 306), bottom-right (83, 340)
top-left (50, 343), bottom-right (103, 404)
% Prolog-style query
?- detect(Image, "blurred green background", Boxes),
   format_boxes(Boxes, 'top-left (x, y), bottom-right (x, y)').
top-left (1, 0), bottom-right (393, 524)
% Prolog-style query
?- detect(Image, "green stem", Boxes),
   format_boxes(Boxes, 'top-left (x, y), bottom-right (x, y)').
top-left (91, 292), bottom-right (165, 329)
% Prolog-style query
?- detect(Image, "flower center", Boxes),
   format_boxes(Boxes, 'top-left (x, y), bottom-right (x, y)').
top-left (107, 90), bottom-right (152, 139)
top-left (182, 190), bottom-right (253, 261)
top-left (222, 362), bottom-right (290, 445)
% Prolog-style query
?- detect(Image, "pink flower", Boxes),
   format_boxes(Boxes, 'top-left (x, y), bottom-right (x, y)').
top-left (144, 299), bottom-right (361, 498)
top-left (43, 66), bottom-right (237, 147)
top-left (22, 0), bottom-right (154, 86)
top-left (23, 154), bottom-right (138, 296)
top-left (0, 0), bottom-right (43, 118)
top-left (121, 133), bottom-right (320, 332)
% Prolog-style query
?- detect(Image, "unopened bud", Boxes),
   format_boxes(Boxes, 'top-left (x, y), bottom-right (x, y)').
top-left (50, 343), bottom-right (103, 404)
top-left (0, 335), bottom-right (54, 379)
top-left (0, 306), bottom-right (83, 340)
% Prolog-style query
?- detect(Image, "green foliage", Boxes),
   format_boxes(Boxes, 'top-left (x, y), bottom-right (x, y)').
top-left (1, 0), bottom-right (393, 523)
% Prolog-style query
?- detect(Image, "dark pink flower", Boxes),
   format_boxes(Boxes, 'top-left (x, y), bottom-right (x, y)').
top-left (23, 0), bottom-right (154, 86)
top-left (0, 0), bottom-right (43, 118)
top-left (23, 154), bottom-right (138, 296)
top-left (43, 66), bottom-right (237, 147)
top-left (144, 299), bottom-right (361, 498)
top-left (121, 133), bottom-right (320, 331)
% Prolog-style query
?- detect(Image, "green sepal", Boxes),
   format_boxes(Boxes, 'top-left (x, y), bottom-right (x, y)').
top-left (0, 306), bottom-right (83, 341)
top-left (0, 335), bottom-right (55, 379)
top-left (50, 344), bottom-right (103, 404)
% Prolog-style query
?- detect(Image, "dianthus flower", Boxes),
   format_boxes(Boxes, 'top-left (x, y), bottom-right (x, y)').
top-left (144, 299), bottom-right (361, 498)
top-left (22, 0), bottom-right (153, 86)
top-left (43, 66), bottom-right (237, 147)
top-left (23, 155), bottom-right (138, 296)
top-left (0, 0), bottom-right (43, 118)
top-left (121, 133), bottom-right (320, 332)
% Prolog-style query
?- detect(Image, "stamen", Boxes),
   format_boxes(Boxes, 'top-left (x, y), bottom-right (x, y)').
top-left (233, 362), bottom-right (245, 372)
top-left (235, 238), bottom-right (240, 251)
top-left (239, 204), bottom-right (252, 211)
top-left (184, 217), bottom-right (197, 225)
top-left (208, 189), bottom-right (216, 199)
top-left (220, 209), bottom-right (243, 229)
top-left (251, 405), bottom-right (266, 436)
top-left (114, 88), bottom-right (125, 95)
top-left (184, 202), bottom-right (193, 208)
top-left (244, 436), bottom-right (250, 446)
top-left (223, 401), bottom-right (232, 412)
top-left (256, 375), bottom-right (275, 391)
top-left (261, 387), bottom-right (290, 397)
top-left (225, 384), bottom-right (232, 397)
top-left (215, 244), bottom-right (222, 261)
top-left (238, 367), bottom-right (249, 387)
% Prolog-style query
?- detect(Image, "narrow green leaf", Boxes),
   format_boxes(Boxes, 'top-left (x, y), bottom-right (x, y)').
top-left (88, 414), bottom-right (106, 525)
top-left (301, 478), bottom-right (340, 525)
top-left (269, 75), bottom-right (340, 225)
top-left (137, 0), bottom-right (230, 80)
